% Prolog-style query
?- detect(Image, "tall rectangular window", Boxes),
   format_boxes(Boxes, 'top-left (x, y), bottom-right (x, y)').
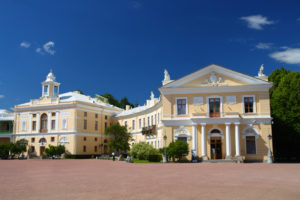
top-left (151, 116), bottom-right (153, 126)
top-left (95, 114), bottom-right (98, 118)
top-left (147, 117), bottom-right (150, 126)
top-left (244, 97), bottom-right (254, 113)
top-left (139, 119), bottom-right (141, 129)
top-left (84, 112), bottom-right (87, 117)
top-left (246, 136), bottom-right (256, 154)
top-left (132, 120), bottom-right (135, 130)
top-left (143, 118), bottom-right (145, 127)
top-left (124, 121), bottom-right (127, 127)
top-left (32, 121), bottom-right (36, 131)
top-left (22, 121), bottom-right (26, 131)
top-left (84, 120), bottom-right (87, 129)
top-left (51, 120), bottom-right (55, 130)
top-left (154, 114), bottom-right (157, 125)
top-left (95, 121), bottom-right (98, 131)
top-left (105, 122), bottom-right (107, 130)
top-left (62, 119), bottom-right (67, 129)
top-left (83, 145), bottom-right (86, 152)
top-left (177, 98), bottom-right (187, 115)
top-left (94, 146), bottom-right (98, 152)
top-left (158, 113), bottom-right (160, 123)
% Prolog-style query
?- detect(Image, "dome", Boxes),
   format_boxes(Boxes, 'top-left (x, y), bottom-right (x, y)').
top-left (45, 69), bottom-right (56, 82)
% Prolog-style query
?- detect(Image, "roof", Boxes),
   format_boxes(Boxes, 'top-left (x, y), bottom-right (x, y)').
top-left (0, 109), bottom-right (14, 121)
top-left (116, 105), bottom-right (151, 117)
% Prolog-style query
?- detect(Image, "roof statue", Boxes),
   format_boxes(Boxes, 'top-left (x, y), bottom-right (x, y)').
top-left (258, 64), bottom-right (266, 77)
top-left (164, 69), bottom-right (170, 81)
top-left (150, 91), bottom-right (154, 100)
top-left (46, 68), bottom-right (56, 82)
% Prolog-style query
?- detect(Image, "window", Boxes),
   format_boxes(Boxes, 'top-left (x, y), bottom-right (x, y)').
top-left (104, 139), bottom-right (108, 143)
top-left (244, 96), bottom-right (254, 113)
top-left (246, 136), bottom-right (256, 154)
top-left (51, 120), bottom-right (55, 130)
top-left (31, 146), bottom-right (35, 152)
top-left (95, 137), bottom-right (98, 142)
top-left (177, 98), bottom-right (187, 115)
top-left (83, 145), bottom-right (86, 152)
top-left (132, 120), bottom-right (135, 130)
top-left (83, 137), bottom-right (87, 141)
top-left (158, 113), bottom-right (160, 123)
top-left (62, 119), bottom-right (67, 129)
top-left (143, 118), bottom-right (145, 127)
top-left (151, 116), bottom-right (153, 126)
top-left (209, 98), bottom-right (220, 117)
top-left (95, 121), bottom-right (98, 131)
top-left (32, 114), bottom-right (36, 118)
top-left (31, 138), bottom-right (35, 143)
top-left (32, 121), bottom-right (36, 131)
top-left (105, 122), bottom-right (107, 130)
top-left (105, 115), bottom-right (108, 120)
top-left (154, 114), bottom-right (157, 125)
top-left (54, 86), bottom-right (58, 96)
top-left (84, 112), bottom-right (87, 117)
top-left (158, 140), bottom-right (160, 148)
top-left (139, 119), bottom-right (141, 129)
top-left (95, 114), bottom-right (98, 118)
top-left (52, 112), bottom-right (56, 117)
top-left (51, 137), bottom-right (55, 142)
top-left (94, 146), bottom-right (98, 152)
top-left (147, 117), bottom-right (150, 126)
top-left (44, 85), bottom-right (48, 95)
top-left (124, 121), bottom-right (127, 127)
top-left (22, 121), bottom-right (27, 131)
top-left (84, 120), bottom-right (87, 129)
top-left (40, 113), bottom-right (48, 132)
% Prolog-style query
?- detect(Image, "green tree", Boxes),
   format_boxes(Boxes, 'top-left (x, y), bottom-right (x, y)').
top-left (130, 142), bottom-right (158, 160)
top-left (167, 141), bottom-right (189, 161)
top-left (74, 89), bottom-right (84, 94)
top-left (101, 93), bottom-right (120, 107)
top-left (45, 145), bottom-right (66, 158)
top-left (119, 97), bottom-right (134, 109)
top-left (269, 68), bottom-right (300, 162)
top-left (104, 123), bottom-right (131, 154)
top-left (0, 143), bottom-right (10, 158)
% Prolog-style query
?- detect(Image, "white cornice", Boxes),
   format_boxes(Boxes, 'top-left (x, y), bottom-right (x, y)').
top-left (159, 84), bottom-right (272, 95)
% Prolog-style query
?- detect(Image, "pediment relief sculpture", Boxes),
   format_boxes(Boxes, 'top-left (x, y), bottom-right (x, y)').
top-left (201, 71), bottom-right (228, 87)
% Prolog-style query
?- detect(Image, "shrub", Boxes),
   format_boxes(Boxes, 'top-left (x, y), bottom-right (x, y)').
top-left (130, 142), bottom-right (158, 160)
top-left (148, 154), bottom-right (162, 162)
top-left (45, 145), bottom-right (66, 158)
top-left (167, 141), bottom-right (189, 161)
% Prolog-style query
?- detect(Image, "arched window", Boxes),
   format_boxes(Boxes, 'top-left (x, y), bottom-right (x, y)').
top-left (39, 138), bottom-right (47, 146)
top-left (211, 129), bottom-right (221, 134)
top-left (40, 114), bottom-right (48, 132)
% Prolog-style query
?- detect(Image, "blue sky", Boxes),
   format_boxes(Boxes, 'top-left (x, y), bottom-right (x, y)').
top-left (1, 0), bottom-right (300, 110)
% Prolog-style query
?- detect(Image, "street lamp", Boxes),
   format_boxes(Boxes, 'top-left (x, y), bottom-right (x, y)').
top-left (267, 134), bottom-right (273, 164)
top-left (163, 135), bottom-right (167, 163)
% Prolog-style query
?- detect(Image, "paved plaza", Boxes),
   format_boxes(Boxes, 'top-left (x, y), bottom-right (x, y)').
top-left (0, 160), bottom-right (299, 200)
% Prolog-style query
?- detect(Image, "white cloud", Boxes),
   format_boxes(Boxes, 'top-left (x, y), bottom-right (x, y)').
top-left (297, 18), bottom-right (300, 21)
top-left (256, 42), bottom-right (272, 49)
top-left (43, 41), bottom-right (55, 55)
top-left (270, 48), bottom-right (300, 64)
top-left (36, 47), bottom-right (44, 55)
top-left (240, 15), bottom-right (275, 30)
top-left (0, 95), bottom-right (5, 99)
top-left (20, 41), bottom-right (31, 48)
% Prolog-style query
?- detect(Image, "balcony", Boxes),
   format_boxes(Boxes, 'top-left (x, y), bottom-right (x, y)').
top-left (142, 125), bottom-right (157, 136)
top-left (0, 121), bottom-right (13, 134)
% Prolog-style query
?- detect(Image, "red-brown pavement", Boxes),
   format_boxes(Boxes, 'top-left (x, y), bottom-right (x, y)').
top-left (0, 160), bottom-right (299, 200)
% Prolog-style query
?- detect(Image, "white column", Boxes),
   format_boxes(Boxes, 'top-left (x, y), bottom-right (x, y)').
top-left (36, 113), bottom-right (40, 133)
top-left (56, 111), bottom-right (59, 132)
top-left (29, 113), bottom-right (32, 133)
top-left (42, 85), bottom-right (44, 97)
top-left (225, 123), bottom-right (231, 159)
top-left (192, 124), bottom-right (198, 157)
top-left (48, 112), bottom-right (51, 133)
top-left (235, 122), bottom-right (241, 157)
top-left (201, 123), bottom-right (207, 160)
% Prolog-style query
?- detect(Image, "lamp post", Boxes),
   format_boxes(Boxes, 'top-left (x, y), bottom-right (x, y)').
top-left (267, 134), bottom-right (273, 164)
top-left (163, 135), bottom-right (167, 163)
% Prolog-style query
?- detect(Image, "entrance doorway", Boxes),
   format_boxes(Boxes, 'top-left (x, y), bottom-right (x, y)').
top-left (40, 146), bottom-right (45, 156)
top-left (209, 98), bottom-right (220, 117)
top-left (210, 137), bottom-right (222, 159)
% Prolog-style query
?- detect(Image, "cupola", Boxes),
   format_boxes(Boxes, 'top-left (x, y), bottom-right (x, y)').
top-left (41, 69), bottom-right (60, 98)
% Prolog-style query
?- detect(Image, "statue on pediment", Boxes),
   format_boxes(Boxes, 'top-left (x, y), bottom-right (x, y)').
top-left (258, 64), bottom-right (266, 77)
top-left (202, 71), bottom-right (226, 86)
top-left (164, 69), bottom-right (170, 81)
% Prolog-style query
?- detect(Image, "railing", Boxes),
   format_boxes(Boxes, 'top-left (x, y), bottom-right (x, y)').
top-left (142, 125), bottom-right (157, 136)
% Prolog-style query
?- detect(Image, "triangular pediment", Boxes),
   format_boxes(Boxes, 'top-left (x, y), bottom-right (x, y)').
top-left (162, 64), bottom-right (269, 88)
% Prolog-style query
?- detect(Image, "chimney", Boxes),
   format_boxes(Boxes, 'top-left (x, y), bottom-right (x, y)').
top-left (125, 105), bottom-right (131, 110)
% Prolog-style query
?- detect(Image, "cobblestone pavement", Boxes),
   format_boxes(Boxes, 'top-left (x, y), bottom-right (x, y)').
top-left (0, 160), bottom-right (299, 200)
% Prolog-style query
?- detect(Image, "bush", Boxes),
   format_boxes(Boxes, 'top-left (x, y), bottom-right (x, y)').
top-left (0, 139), bottom-right (28, 159)
top-left (130, 142), bottom-right (158, 160)
top-left (167, 141), bottom-right (189, 161)
top-left (45, 145), bottom-right (66, 158)
top-left (148, 154), bottom-right (162, 162)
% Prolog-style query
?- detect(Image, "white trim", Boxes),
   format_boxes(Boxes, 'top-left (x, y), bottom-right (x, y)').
top-left (174, 126), bottom-right (191, 140)
top-left (13, 131), bottom-right (112, 137)
top-left (242, 126), bottom-right (259, 139)
top-left (207, 127), bottom-right (224, 139)
top-left (206, 95), bottom-right (223, 118)
top-left (242, 95), bottom-right (256, 114)
top-left (175, 97), bottom-right (188, 116)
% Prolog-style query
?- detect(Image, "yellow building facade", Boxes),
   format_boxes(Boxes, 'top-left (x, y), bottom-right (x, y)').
top-left (117, 64), bottom-right (273, 162)
top-left (14, 70), bottom-right (122, 157)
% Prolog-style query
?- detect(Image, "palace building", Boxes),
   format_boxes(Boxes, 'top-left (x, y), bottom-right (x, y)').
top-left (13, 64), bottom-right (273, 162)
top-left (117, 64), bottom-right (273, 162)
top-left (13, 70), bottom-right (122, 157)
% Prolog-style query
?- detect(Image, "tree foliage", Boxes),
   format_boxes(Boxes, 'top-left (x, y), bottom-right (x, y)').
top-left (269, 67), bottom-right (300, 162)
top-left (130, 142), bottom-right (158, 160)
top-left (104, 123), bottom-right (131, 154)
top-left (0, 139), bottom-right (28, 159)
top-left (97, 93), bottom-right (135, 109)
top-left (45, 145), bottom-right (66, 158)
top-left (167, 141), bottom-right (189, 161)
